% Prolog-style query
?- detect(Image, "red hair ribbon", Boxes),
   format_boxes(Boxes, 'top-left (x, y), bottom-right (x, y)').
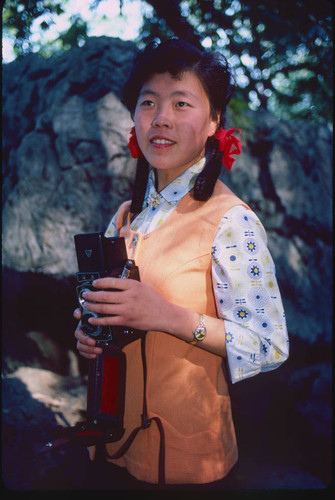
top-left (128, 126), bottom-right (143, 158)
top-left (213, 128), bottom-right (242, 171)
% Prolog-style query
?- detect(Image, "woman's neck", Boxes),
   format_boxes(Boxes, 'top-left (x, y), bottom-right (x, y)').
top-left (153, 153), bottom-right (206, 192)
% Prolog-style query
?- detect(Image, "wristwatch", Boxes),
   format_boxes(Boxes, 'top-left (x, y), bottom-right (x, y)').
top-left (190, 314), bottom-right (207, 345)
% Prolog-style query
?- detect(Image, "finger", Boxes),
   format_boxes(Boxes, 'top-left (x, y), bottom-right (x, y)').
top-left (82, 300), bottom-right (125, 318)
top-left (81, 289), bottom-right (126, 305)
top-left (83, 292), bottom-right (131, 314)
top-left (75, 325), bottom-right (98, 346)
top-left (92, 277), bottom-right (134, 290)
top-left (76, 339), bottom-right (102, 357)
top-left (78, 351), bottom-right (98, 360)
top-left (73, 308), bottom-right (82, 319)
top-left (87, 313), bottom-right (126, 327)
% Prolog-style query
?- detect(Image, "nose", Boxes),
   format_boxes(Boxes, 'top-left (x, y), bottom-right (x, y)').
top-left (151, 106), bottom-right (172, 128)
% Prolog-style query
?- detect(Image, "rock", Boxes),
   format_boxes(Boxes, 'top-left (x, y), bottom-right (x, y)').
top-left (1, 268), bottom-right (80, 375)
top-left (3, 40), bottom-right (137, 276)
top-left (6, 367), bottom-right (87, 423)
top-left (1, 368), bottom-right (88, 490)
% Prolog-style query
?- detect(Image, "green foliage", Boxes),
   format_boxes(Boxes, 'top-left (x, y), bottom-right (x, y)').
top-left (140, 0), bottom-right (333, 123)
top-left (3, 0), bottom-right (88, 57)
top-left (57, 15), bottom-right (88, 49)
top-left (3, 0), bottom-right (333, 122)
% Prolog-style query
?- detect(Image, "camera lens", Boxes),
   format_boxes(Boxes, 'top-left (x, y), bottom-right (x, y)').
top-left (81, 312), bottom-right (102, 337)
top-left (78, 287), bottom-right (92, 307)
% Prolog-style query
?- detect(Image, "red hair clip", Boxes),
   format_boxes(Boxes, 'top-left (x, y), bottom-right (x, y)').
top-left (213, 128), bottom-right (242, 171)
top-left (128, 127), bottom-right (143, 158)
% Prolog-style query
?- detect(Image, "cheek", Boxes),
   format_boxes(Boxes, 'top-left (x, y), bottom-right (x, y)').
top-left (180, 117), bottom-right (214, 144)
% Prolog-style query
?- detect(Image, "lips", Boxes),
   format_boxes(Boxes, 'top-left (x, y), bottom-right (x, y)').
top-left (150, 135), bottom-right (176, 147)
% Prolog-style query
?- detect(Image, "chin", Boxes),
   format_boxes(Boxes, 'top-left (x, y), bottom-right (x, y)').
top-left (147, 155), bottom-right (175, 170)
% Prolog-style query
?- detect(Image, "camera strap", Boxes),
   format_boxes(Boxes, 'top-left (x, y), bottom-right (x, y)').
top-left (42, 335), bottom-right (166, 487)
top-left (101, 335), bottom-right (166, 488)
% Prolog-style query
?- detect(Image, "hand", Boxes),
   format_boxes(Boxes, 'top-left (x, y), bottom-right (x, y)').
top-left (73, 279), bottom-right (227, 357)
top-left (73, 307), bottom-right (103, 359)
top-left (79, 277), bottom-right (181, 334)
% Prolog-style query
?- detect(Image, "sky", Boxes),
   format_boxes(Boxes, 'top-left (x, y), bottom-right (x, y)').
top-left (2, 0), bottom-right (152, 63)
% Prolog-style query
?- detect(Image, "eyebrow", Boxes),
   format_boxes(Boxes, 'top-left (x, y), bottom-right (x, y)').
top-left (138, 89), bottom-right (198, 99)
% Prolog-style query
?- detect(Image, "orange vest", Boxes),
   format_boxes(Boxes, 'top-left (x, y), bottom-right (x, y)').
top-left (105, 179), bottom-right (248, 484)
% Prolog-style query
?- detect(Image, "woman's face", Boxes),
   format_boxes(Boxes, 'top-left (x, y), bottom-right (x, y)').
top-left (134, 71), bottom-right (218, 191)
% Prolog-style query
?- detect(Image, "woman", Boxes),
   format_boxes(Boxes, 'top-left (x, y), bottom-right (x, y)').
top-left (74, 39), bottom-right (289, 488)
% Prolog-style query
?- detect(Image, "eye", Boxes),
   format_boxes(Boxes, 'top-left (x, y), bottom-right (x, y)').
top-left (176, 101), bottom-right (189, 108)
top-left (140, 99), bottom-right (154, 107)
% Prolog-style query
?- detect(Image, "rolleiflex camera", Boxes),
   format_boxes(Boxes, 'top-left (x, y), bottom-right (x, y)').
top-left (75, 232), bottom-right (143, 348)
top-left (44, 233), bottom-right (145, 449)
top-left (72, 232), bottom-right (145, 445)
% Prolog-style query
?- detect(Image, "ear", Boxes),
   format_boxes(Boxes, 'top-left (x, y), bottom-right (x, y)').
top-left (208, 112), bottom-right (220, 137)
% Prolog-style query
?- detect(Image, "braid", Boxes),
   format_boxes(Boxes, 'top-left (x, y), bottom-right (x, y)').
top-left (130, 157), bottom-right (150, 215)
top-left (194, 136), bottom-right (223, 201)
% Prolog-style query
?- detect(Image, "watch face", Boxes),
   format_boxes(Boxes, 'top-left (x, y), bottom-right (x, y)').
top-left (195, 326), bottom-right (206, 341)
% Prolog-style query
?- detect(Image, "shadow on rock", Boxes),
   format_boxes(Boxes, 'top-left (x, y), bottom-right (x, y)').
top-left (2, 374), bottom-right (89, 490)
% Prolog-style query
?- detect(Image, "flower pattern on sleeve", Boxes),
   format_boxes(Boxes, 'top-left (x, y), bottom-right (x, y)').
top-left (212, 206), bottom-right (289, 383)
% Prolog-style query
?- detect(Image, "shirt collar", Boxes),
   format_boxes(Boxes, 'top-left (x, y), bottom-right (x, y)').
top-left (145, 158), bottom-right (206, 207)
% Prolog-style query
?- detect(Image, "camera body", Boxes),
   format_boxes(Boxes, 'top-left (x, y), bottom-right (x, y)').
top-left (71, 232), bottom-right (145, 444)
top-left (74, 232), bottom-right (144, 348)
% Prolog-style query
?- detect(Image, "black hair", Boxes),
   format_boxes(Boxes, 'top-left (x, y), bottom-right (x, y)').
top-left (122, 39), bottom-right (234, 214)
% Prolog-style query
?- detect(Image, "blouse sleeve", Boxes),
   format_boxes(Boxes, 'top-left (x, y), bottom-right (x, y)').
top-left (105, 212), bottom-right (118, 238)
top-left (212, 205), bottom-right (289, 384)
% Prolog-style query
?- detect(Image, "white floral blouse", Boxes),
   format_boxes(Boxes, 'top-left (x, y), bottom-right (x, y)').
top-left (105, 159), bottom-right (289, 384)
